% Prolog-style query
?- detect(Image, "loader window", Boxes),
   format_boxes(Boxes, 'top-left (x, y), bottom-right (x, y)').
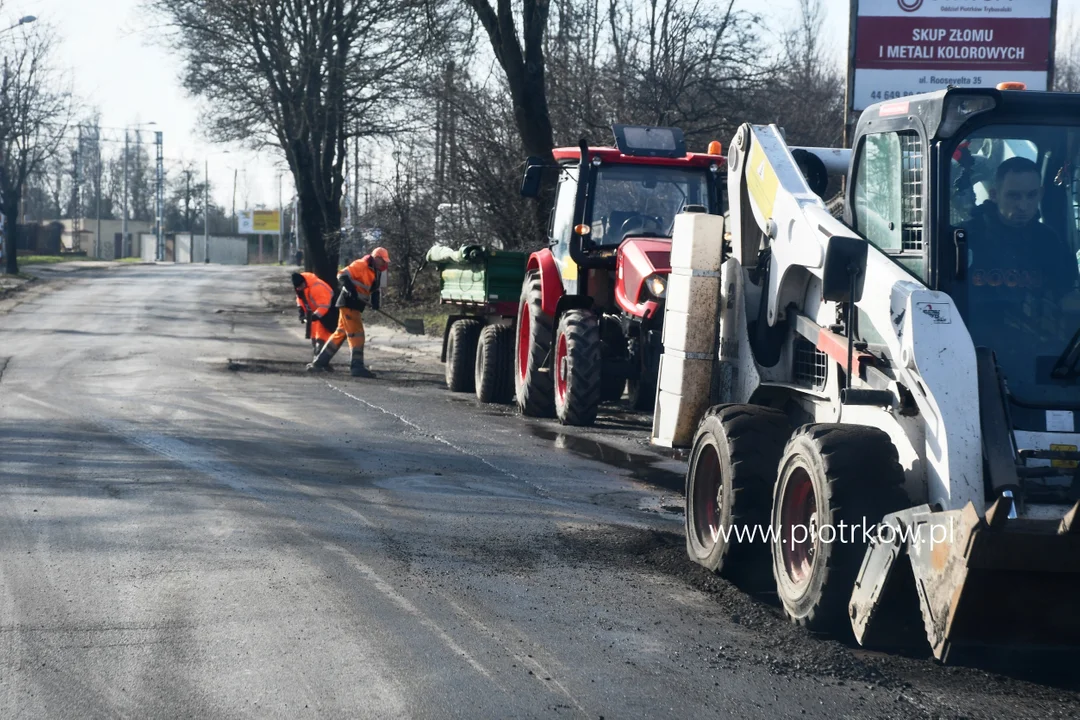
top-left (946, 123), bottom-right (1080, 406)
top-left (853, 131), bottom-right (926, 279)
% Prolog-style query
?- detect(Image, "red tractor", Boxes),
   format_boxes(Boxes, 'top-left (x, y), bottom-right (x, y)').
top-left (516, 125), bottom-right (725, 425)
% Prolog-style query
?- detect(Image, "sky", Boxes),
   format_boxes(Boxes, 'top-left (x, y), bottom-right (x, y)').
top-left (11, 0), bottom-right (1080, 213)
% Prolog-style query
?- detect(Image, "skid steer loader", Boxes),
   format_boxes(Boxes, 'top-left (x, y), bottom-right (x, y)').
top-left (655, 83), bottom-right (1080, 665)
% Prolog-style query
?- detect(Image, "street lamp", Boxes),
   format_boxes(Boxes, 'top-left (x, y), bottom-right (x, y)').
top-left (0, 15), bottom-right (35, 35)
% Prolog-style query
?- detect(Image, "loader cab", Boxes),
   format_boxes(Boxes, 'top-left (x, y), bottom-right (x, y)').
top-left (847, 86), bottom-right (1080, 421)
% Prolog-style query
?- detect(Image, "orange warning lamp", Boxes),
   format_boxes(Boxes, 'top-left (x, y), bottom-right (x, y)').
top-left (997, 81), bottom-right (1027, 91)
top-left (708, 140), bottom-right (722, 155)
top-left (574, 224), bottom-right (591, 236)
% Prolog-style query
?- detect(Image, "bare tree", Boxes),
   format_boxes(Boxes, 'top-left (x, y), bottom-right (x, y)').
top-left (0, 21), bottom-right (73, 274)
top-left (149, 0), bottom-right (430, 286)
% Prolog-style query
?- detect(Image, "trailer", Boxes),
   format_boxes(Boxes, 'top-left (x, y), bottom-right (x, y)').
top-left (427, 244), bottom-right (528, 403)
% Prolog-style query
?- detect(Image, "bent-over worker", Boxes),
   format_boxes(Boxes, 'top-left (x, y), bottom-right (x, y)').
top-left (307, 247), bottom-right (389, 378)
top-left (292, 271), bottom-right (337, 360)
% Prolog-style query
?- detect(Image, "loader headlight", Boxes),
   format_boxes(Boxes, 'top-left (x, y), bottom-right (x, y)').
top-left (645, 273), bottom-right (666, 299)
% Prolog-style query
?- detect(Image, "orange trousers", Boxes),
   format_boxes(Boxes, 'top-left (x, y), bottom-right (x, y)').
top-left (325, 308), bottom-right (365, 352)
top-left (310, 317), bottom-right (334, 344)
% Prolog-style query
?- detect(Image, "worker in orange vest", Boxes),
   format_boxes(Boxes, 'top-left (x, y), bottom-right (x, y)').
top-left (292, 271), bottom-right (337, 360)
top-left (307, 246), bottom-right (389, 378)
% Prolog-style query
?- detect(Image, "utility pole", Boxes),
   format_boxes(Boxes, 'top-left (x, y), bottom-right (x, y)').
top-left (122, 130), bottom-right (128, 257)
top-left (94, 128), bottom-right (102, 259)
top-left (277, 172), bottom-right (283, 264)
top-left (231, 168), bottom-right (237, 229)
top-left (154, 131), bottom-right (164, 261)
top-left (203, 158), bottom-right (209, 263)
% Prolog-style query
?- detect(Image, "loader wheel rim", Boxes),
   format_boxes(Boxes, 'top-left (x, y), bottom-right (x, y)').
top-left (555, 331), bottom-right (568, 406)
top-left (781, 467), bottom-right (816, 587)
top-left (692, 443), bottom-right (722, 550)
top-left (518, 307), bottom-right (530, 383)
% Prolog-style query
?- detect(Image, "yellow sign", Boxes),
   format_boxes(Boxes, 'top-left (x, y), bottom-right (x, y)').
top-left (238, 210), bottom-right (281, 234)
top-left (1051, 444), bottom-right (1078, 469)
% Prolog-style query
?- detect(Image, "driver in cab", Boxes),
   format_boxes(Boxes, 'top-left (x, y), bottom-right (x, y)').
top-left (964, 157), bottom-right (1080, 314)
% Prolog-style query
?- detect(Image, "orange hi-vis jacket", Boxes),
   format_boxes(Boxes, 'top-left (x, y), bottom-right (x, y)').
top-left (295, 272), bottom-right (334, 320)
top-left (337, 256), bottom-right (380, 310)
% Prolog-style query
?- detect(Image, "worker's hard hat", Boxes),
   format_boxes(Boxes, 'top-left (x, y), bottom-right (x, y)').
top-left (372, 247), bottom-right (390, 264)
top-left (291, 272), bottom-right (305, 287)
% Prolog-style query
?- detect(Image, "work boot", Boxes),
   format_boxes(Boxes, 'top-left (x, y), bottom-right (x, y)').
top-left (350, 348), bottom-right (376, 378)
top-left (312, 339), bottom-right (325, 361)
top-left (307, 342), bottom-right (337, 372)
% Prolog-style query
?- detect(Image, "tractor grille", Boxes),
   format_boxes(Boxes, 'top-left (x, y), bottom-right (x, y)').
top-left (900, 133), bottom-right (924, 252)
top-left (794, 338), bottom-right (827, 391)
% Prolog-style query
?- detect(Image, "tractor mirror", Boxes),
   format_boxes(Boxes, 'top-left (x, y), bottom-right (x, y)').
top-left (822, 235), bottom-right (868, 303)
top-left (520, 156), bottom-right (545, 197)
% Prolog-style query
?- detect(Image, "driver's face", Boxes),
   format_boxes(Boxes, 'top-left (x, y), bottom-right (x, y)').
top-left (992, 170), bottom-right (1042, 227)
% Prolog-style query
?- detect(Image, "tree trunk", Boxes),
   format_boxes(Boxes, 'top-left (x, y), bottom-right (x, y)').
top-left (3, 177), bottom-right (19, 275)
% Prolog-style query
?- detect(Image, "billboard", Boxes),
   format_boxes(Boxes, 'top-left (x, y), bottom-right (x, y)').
top-left (237, 210), bottom-right (281, 234)
top-left (849, 0), bottom-right (1055, 113)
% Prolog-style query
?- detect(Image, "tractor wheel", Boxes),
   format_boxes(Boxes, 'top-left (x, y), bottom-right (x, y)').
top-left (445, 318), bottom-right (482, 393)
top-left (770, 424), bottom-right (910, 637)
top-left (475, 324), bottom-right (514, 403)
top-left (627, 334), bottom-right (658, 412)
top-left (514, 271), bottom-right (555, 417)
top-left (685, 404), bottom-right (790, 586)
top-left (553, 309), bottom-right (602, 426)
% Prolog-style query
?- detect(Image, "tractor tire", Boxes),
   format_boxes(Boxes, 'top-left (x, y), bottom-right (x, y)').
top-left (514, 271), bottom-right (555, 417)
top-left (553, 309), bottom-right (602, 426)
top-left (445, 318), bottom-right (482, 393)
top-left (770, 424), bottom-right (910, 637)
top-left (685, 405), bottom-right (790, 586)
top-left (627, 335), bottom-right (658, 412)
top-left (475, 324), bottom-right (514, 403)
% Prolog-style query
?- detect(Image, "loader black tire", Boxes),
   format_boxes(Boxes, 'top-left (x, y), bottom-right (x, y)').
top-left (445, 318), bottom-right (482, 393)
top-left (553, 309), bottom-right (602, 426)
top-left (514, 271), bottom-right (555, 417)
top-left (770, 424), bottom-right (910, 637)
top-left (475, 324), bottom-right (514, 403)
top-left (685, 404), bottom-right (791, 586)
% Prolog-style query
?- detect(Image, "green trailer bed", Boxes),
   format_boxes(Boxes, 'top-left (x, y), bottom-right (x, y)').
top-left (426, 244), bottom-right (527, 311)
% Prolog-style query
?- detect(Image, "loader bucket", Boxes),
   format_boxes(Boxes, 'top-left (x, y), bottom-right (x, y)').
top-left (850, 500), bottom-right (1080, 666)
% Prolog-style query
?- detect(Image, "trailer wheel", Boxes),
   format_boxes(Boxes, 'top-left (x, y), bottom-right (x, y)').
top-left (685, 405), bottom-right (790, 584)
top-left (553, 309), bottom-right (602, 426)
top-left (515, 271), bottom-right (555, 417)
top-left (475, 324), bottom-right (513, 403)
top-left (771, 424), bottom-right (909, 636)
top-left (445, 318), bottom-right (482, 393)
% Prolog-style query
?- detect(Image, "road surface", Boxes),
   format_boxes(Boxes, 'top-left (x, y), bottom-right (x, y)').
top-left (0, 263), bottom-right (1077, 718)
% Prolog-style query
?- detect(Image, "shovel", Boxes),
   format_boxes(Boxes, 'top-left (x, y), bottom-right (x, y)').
top-left (374, 308), bottom-right (425, 335)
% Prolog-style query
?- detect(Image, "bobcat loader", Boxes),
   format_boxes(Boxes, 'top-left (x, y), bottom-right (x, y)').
top-left (653, 84), bottom-right (1080, 664)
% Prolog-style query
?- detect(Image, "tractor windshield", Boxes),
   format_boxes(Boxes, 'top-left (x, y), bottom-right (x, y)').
top-left (587, 164), bottom-right (712, 247)
top-left (948, 123), bottom-right (1080, 406)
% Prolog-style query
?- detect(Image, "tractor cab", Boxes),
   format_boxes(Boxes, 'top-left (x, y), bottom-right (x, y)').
top-left (523, 125), bottom-right (724, 317)
top-left (846, 85), bottom-right (1080, 507)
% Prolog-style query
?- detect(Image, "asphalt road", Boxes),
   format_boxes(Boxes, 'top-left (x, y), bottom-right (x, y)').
top-left (1, 263), bottom-right (1078, 719)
